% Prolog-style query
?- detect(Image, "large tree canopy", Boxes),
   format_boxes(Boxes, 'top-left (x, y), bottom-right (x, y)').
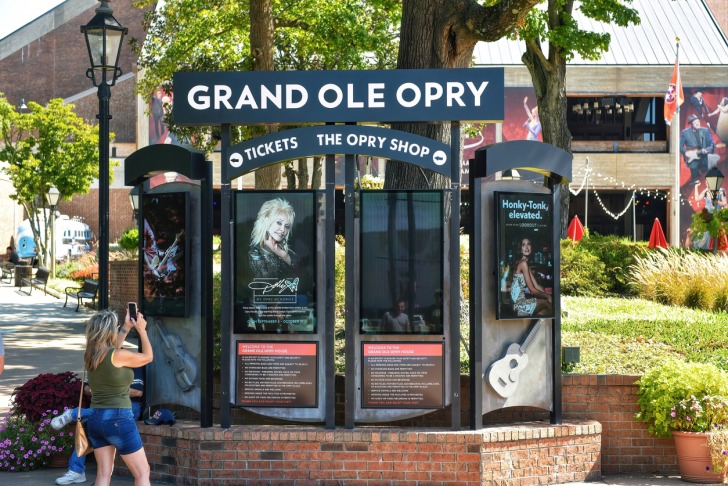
top-left (0, 96), bottom-right (100, 267)
top-left (132, 0), bottom-right (400, 156)
top-left (390, 0), bottom-right (639, 234)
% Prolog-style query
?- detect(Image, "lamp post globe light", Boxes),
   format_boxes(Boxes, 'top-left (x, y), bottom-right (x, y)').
top-left (47, 186), bottom-right (61, 280)
top-left (705, 166), bottom-right (725, 253)
top-left (81, 0), bottom-right (127, 309)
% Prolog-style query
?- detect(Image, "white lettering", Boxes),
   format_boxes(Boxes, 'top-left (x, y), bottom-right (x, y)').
top-left (260, 85), bottom-right (282, 109)
top-left (287, 85), bottom-right (308, 109)
top-left (446, 83), bottom-right (465, 107)
top-left (396, 83), bottom-right (421, 108)
top-left (347, 84), bottom-right (364, 108)
top-left (234, 85), bottom-right (259, 109)
top-left (369, 83), bottom-right (385, 108)
top-left (188, 86), bottom-right (210, 110)
top-left (425, 82), bottom-right (443, 107)
top-left (214, 85), bottom-right (233, 109)
top-left (466, 81), bottom-right (488, 106)
top-left (319, 84), bottom-right (343, 108)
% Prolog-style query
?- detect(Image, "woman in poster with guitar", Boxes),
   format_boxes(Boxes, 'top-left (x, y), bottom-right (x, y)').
top-left (508, 237), bottom-right (552, 317)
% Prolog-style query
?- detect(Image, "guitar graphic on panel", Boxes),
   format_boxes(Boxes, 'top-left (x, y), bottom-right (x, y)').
top-left (486, 319), bottom-right (545, 398)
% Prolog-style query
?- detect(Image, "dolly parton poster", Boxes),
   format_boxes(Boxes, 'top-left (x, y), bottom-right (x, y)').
top-left (141, 192), bottom-right (188, 317)
top-left (233, 191), bottom-right (316, 334)
top-left (495, 192), bottom-right (554, 320)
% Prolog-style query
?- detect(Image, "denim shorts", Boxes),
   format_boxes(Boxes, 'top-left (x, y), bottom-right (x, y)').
top-left (87, 408), bottom-right (143, 455)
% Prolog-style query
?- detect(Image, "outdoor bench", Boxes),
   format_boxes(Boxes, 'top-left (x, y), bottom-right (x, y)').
top-left (20, 267), bottom-right (50, 296)
top-left (64, 279), bottom-right (99, 312)
top-left (1, 263), bottom-right (14, 284)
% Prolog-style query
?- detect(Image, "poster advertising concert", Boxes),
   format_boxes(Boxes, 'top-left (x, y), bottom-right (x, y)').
top-left (141, 192), bottom-right (189, 317)
top-left (233, 191), bottom-right (317, 334)
top-left (495, 192), bottom-right (555, 320)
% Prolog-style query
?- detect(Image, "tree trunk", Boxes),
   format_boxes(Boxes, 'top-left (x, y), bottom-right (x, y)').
top-left (297, 158), bottom-right (309, 188)
top-left (250, 0), bottom-right (281, 190)
top-left (387, 0), bottom-right (479, 190)
top-left (311, 156), bottom-right (323, 189)
top-left (521, 5), bottom-right (573, 237)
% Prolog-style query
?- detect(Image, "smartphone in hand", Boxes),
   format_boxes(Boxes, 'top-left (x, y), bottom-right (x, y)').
top-left (128, 302), bottom-right (138, 321)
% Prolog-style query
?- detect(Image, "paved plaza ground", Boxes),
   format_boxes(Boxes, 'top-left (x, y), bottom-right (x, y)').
top-left (0, 278), bottom-right (712, 485)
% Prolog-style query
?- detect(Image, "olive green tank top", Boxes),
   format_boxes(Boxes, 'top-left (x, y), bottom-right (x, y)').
top-left (88, 348), bottom-right (133, 409)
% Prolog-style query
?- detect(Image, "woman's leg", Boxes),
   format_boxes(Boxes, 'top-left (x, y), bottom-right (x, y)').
top-left (92, 445), bottom-right (117, 486)
top-left (120, 448), bottom-right (151, 486)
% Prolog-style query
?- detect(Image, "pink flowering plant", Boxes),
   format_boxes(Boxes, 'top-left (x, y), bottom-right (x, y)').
top-left (0, 409), bottom-right (75, 472)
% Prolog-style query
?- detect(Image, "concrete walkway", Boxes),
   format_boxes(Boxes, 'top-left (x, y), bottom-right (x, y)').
top-left (0, 279), bottom-right (714, 485)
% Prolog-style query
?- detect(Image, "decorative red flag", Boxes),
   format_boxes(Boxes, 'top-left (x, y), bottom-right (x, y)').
top-left (664, 57), bottom-right (683, 125)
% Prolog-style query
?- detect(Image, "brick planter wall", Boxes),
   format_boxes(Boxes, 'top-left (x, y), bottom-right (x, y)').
top-left (124, 370), bottom-right (674, 483)
top-left (562, 374), bottom-right (677, 474)
top-left (128, 421), bottom-right (601, 485)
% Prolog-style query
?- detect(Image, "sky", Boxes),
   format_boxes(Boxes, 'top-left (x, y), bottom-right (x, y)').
top-left (0, 0), bottom-right (65, 40)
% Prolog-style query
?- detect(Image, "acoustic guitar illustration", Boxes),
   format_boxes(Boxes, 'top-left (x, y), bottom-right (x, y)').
top-left (155, 319), bottom-right (198, 392)
top-left (486, 319), bottom-right (545, 398)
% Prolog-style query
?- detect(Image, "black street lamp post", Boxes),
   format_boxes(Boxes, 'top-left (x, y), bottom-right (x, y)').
top-left (81, 0), bottom-right (127, 309)
top-left (47, 186), bottom-right (61, 279)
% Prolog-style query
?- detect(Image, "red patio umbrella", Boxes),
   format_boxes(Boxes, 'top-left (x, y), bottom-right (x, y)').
top-left (648, 218), bottom-right (668, 249)
top-left (567, 215), bottom-right (585, 241)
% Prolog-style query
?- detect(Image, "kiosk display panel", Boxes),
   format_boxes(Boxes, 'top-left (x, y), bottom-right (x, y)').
top-left (495, 191), bottom-right (555, 320)
top-left (141, 192), bottom-right (189, 317)
top-left (235, 341), bottom-right (318, 407)
top-left (359, 191), bottom-right (443, 334)
top-left (233, 191), bottom-right (317, 334)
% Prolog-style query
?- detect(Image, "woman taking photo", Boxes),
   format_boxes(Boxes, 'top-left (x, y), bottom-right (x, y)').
top-left (509, 237), bottom-right (552, 317)
top-left (85, 309), bottom-right (153, 486)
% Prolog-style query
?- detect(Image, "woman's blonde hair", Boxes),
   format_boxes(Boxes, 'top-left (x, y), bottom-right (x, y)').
top-left (84, 309), bottom-right (119, 371)
top-left (249, 198), bottom-right (296, 252)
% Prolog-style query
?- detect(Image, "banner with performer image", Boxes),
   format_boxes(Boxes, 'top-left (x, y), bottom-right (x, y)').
top-left (141, 192), bottom-right (189, 317)
top-left (233, 191), bottom-right (317, 334)
top-left (495, 192), bottom-right (554, 320)
top-left (680, 87), bottom-right (728, 249)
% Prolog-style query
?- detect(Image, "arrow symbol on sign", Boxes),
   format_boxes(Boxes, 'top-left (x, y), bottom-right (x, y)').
top-left (432, 150), bottom-right (447, 166)
top-left (230, 152), bottom-right (243, 168)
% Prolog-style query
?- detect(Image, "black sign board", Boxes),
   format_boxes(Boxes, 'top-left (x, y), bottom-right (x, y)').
top-left (495, 192), bottom-right (555, 320)
top-left (361, 342), bottom-right (444, 409)
top-left (226, 125), bottom-right (451, 179)
top-left (173, 68), bottom-right (504, 125)
top-left (235, 341), bottom-right (318, 407)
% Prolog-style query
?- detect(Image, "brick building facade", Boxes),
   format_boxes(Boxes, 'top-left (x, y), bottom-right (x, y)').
top-left (0, 0), bottom-right (148, 246)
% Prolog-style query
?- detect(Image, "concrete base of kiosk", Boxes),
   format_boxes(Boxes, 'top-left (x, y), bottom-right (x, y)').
top-left (122, 421), bottom-right (601, 485)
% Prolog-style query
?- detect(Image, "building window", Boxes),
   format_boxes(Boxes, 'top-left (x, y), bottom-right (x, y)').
top-left (568, 97), bottom-right (667, 151)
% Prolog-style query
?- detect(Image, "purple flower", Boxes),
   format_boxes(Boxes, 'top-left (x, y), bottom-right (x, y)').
top-left (671, 412), bottom-right (676, 417)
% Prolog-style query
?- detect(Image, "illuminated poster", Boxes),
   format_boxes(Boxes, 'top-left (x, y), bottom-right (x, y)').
top-left (679, 88), bottom-right (728, 249)
top-left (236, 341), bottom-right (318, 407)
top-left (495, 192), bottom-right (554, 320)
top-left (141, 192), bottom-right (189, 317)
top-left (233, 191), bottom-right (316, 333)
top-left (359, 191), bottom-right (443, 335)
top-left (361, 342), bottom-right (444, 408)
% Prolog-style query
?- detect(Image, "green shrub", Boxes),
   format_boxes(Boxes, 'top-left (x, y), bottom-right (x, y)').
top-left (577, 234), bottom-right (646, 295)
top-left (560, 239), bottom-right (609, 296)
top-left (635, 359), bottom-right (728, 438)
top-left (119, 228), bottom-right (139, 252)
